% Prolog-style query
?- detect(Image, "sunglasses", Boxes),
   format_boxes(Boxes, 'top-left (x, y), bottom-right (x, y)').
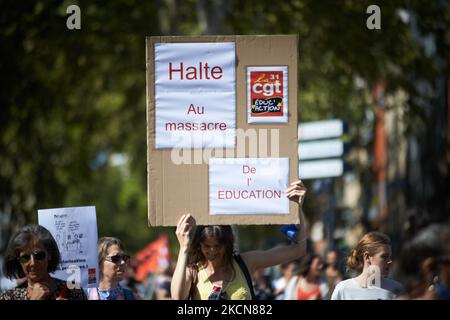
top-left (18, 251), bottom-right (47, 264)
top-left (105, 254), bottom-right (130, 264)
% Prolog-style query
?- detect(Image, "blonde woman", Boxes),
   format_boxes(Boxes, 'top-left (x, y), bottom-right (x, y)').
top-left (331, 231), bottom-right (403, 300)
top-left (86, 237), bottom-right (139, 300)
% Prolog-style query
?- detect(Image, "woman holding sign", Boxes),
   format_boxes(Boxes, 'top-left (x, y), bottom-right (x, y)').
top-left (331, 231), bottom-right (403, 300)
top-left (171, 180), bottom-right (307, 300)
top-left (0, 224), bottom-right (86, 300)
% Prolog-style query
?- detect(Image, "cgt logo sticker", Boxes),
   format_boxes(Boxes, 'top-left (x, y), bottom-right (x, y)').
top-left (247, 66), bottom-right (288, 123)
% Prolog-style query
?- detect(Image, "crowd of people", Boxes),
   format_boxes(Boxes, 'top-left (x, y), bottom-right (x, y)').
top-left (0, 180), bottom-right (449, 300)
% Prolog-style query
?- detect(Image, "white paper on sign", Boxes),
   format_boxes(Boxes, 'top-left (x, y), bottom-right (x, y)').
top-left (155, 42), bottom-right (236, 149)
top-left (209, 158), bottom-right (290, 214)
top-left (38, 206), bottom-right (99, 288)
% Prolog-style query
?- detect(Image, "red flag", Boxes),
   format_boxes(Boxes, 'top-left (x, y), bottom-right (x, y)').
top-left (135, 233), bottom-right (171, 282)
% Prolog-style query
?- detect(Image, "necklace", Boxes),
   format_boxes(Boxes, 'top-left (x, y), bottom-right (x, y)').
top-left (207, 265), bottom-right (234, 291)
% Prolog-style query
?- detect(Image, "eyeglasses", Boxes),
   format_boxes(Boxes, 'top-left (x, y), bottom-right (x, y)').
top-left (105, 254), bottom-right (130, 264)
top-left (18, 251), bottom-right (47, 264)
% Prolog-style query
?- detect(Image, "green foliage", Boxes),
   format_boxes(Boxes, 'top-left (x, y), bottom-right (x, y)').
top-left (0, 0), bottom-right (447, 253)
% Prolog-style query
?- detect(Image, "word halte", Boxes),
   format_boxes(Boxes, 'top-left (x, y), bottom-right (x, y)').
top-left (168, 62), bottom-right (223, 80)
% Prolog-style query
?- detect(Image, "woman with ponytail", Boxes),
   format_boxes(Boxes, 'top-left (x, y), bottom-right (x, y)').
top-left (331, 231), bottom-right (403, 300)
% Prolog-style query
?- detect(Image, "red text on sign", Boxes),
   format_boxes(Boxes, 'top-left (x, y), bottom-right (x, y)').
top-left (243, 165), bottom-right (256, 174)
top-left (217, 189), bottom-right (282, 200)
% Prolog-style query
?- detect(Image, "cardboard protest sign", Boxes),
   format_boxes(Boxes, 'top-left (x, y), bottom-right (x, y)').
top-left (147, 35), bottom-right (299, 226)
top-left (38, 206), bottom-right (99, 288)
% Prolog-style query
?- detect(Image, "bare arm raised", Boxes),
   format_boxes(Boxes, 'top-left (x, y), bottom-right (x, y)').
top-left (240, 180), bottom-right (308, 274)
top-left (170, 213), bottom-right (196, 300)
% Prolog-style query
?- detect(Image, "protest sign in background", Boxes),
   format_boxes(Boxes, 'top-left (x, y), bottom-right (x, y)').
top-left (38, 206), bottom-right (99, 288)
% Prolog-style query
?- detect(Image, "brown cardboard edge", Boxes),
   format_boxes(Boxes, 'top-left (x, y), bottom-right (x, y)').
top-left (147, 35), bottom-right (300, 226)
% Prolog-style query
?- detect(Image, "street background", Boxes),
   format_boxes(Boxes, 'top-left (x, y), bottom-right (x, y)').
top-left (1, 0), bottom-right (449, 298)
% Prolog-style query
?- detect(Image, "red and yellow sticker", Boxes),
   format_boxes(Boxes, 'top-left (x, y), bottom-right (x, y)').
top-left (247, 67), bottom-right (288, 123)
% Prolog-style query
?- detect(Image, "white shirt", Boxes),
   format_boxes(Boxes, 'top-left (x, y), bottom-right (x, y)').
top-left (331, 278), bottom-right (403, 300)
top-left (272, 277), bottom-right (287, 300)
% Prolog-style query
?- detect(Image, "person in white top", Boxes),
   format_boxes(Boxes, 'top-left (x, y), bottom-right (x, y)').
top-left (272, 261), bottom-right (298, 300)
top-left (331, 231), bottom-right (403, 300)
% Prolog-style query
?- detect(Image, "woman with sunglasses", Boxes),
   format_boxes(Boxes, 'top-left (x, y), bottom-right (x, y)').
top-left (171, 180), bottom-right (308, 300)
top-left (86, 237), bottom-right (139, 300)
top-left (0, 224), bottom-right (86, 300)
